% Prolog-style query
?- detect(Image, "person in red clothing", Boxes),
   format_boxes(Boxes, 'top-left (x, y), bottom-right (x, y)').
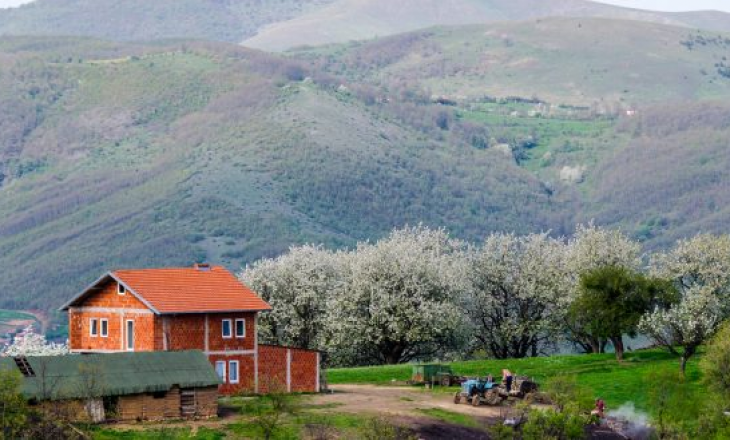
top-left (592, 398), bottom-right (606, 418)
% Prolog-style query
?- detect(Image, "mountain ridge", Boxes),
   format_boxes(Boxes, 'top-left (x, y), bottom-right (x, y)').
top-left (2, 0), bottom-right (730, 51)
top-left (242, 0), bottom-right (730, 51)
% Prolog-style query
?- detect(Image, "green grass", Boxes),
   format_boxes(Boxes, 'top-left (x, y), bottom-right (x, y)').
top-left (91, 427), bottom-right (225, 439)
top-left (0, 309), bottom-right (36, 322)
top-left (327, 349), bottom-right (702, 414)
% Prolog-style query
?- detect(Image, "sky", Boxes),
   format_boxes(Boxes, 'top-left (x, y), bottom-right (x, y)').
top-left (1, 0), bottom-right (730, 12)
top-left (595, 0), bottom-right (730, 12)
top-left (0, 0), bottom-right (33, 7)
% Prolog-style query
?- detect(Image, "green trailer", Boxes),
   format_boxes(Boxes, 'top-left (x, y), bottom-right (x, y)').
top-left (411, 364), bottom-right (454, 385)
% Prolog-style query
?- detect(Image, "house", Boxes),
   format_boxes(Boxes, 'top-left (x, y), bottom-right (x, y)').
top-left (59, 264), bottom-right (321, 395)
top-left (0, 350), bottom-right (219, 422)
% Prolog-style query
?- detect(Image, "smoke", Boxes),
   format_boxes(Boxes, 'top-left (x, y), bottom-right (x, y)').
top-left (607, 402), bottom-right (654, 440)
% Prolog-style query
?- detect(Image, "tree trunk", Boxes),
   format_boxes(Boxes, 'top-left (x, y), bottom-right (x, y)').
top-left (680, 356), bottom-right (688, 376)
top-left (600, 339), bottom-right (608, 354)
top-left (589, 339), bottom-right (600, 354)
top-left (610, 336), bottom-right (624, 361)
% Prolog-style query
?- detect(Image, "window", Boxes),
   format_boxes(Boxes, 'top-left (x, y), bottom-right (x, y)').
top-left (235, 319), bottom-right (246, 338)
top-left (222, 319), bottom-right (232, 338)
top-left (229, 361), bottom-right (239, 384)
top-left (90, 318), bottom-right (98, 337)
top-left (215, 361), bottom-right (226, 382)
top-left (100, 319), bottom-right (109, 338)
top-left (126, 320), bottom-right (135, 351)
top-left (117, 283), bottom-right (126, 295)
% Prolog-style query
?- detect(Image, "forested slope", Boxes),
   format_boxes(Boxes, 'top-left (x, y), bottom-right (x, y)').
top-left (0, 38), bottom-right (565, 310)
top-left (0, 0), bottom-right (335, 43)
top-left (2, 17), bottom-right (730, 312)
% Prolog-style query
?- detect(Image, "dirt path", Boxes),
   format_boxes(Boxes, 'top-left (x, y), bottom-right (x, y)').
top-left (312, 384), bottom-right (508, 418)
top-left (311, 385), bottom-right (513, 439)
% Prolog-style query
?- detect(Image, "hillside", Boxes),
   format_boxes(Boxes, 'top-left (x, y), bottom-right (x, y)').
top-left (289, 18), bottom-right (730, 249)
top-left (294, 18), bottom-right (730, 105)
top-left (3, 19), bottom-right (730, 315)
top-left (0, 0), bottom-right (336, 43)
top-left (243, 0), bottom-right (730, 51)
top-left (2, 0), bottom-right (730, 51)
top-left (0, 37), bottom-right (566, 311)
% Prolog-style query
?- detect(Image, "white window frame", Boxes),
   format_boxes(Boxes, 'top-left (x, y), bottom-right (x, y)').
top-left (117, 283), bottom-right (126, 295)
top-left (235, 319), bottom-right (246, 338)
top-left (229, 360), bottom-right (239, 384)
top-left (90, 318), bottom-right (99, 337)
top-left (222, 319), bottom-right (232, 339)
top-left (215, 361), bottom-right (226, 382)
top-left (100, 319), bottom-right (109, 338)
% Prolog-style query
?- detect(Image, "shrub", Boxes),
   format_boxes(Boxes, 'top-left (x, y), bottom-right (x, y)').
top-left (521, 408), bottom-right (586, 440)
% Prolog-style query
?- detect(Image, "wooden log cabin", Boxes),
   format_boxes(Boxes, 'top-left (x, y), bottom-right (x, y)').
top-left (59, 264), bottom-right (321, 395)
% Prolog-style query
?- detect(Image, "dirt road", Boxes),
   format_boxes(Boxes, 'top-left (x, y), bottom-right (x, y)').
top-left (311, 384), bottom-right (519, 439)
top-left (312, 384), bottom-right (508, 419)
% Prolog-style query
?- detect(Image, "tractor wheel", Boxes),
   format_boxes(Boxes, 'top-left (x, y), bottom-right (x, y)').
top-left (454, 392), bottom-right (461, 404)
top-left (471, 394), bottom-right (481, 407)
top-left (485, 390), bottom-right (502, 406)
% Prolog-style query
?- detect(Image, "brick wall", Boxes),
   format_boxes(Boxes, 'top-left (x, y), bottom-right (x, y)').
top-left (208, 353), bottom-right (255, 395)
top-left (165, 315), bottom-right (205, 350)
top-left (290, 349), bottom-right (319, 393)
top-left (69, 279), bottom-right (156, 352)
top-left (69, 311), bottom-right (155, 352)
top-left (207, 312), bottom-right (256, 352)
top-left (83, 279), bottom-right (147, 309)
top-left (257, 345), bottom-right (320, 394)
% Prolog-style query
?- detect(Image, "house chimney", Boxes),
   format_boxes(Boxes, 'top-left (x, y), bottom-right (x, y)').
top-left (194, 263), bottom-right (211, 271)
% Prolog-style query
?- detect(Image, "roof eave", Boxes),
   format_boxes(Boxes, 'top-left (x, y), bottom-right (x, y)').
top-left (58, 272), bottom-right (114, 312)
top-left (158, 308), bottom-right (272, 315)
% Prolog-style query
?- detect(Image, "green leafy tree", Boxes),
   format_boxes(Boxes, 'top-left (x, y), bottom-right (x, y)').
top-left (521, 408), bottom-right (587, 440)
top-left (0, 368), bottom-right (28, 439)
top-left (647, 368), bottom-right (698, 438)
top-left (544, 375), bottom-right (593, 413)
top-left (570, 266), bottom-right (675, 361)
top-left (702, 322), bottom-right (730, 400)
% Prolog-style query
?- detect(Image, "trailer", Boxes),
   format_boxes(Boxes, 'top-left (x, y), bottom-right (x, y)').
top-left (411, 364), bottom-right (454, 385)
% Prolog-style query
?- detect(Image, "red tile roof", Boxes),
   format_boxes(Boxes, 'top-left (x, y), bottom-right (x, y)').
top-left (61, 265), bottom-right (271, 314)
top-left (112, 266), bottom-right (271, 314)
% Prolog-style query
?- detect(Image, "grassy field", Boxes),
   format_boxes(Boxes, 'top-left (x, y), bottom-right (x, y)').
top-left (327, 349), bottom-right (702, 414)
top-left (0, 309), bottom-right (40, 338)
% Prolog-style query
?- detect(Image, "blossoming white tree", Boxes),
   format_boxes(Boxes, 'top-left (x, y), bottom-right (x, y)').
top-left (327, 226), bottom-right (467, 365)
top-left (640, 234), bottom-right (730, 374)
top-left (241, 245), bottom-right (340, 351)
top-left (465, 232), bottom-right (571, 359)
top-left (2, 325), bottom-right (69, 357)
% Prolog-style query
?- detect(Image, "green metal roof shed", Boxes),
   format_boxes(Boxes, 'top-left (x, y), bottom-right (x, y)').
top-left (0, 350), bottom-right (220, 401)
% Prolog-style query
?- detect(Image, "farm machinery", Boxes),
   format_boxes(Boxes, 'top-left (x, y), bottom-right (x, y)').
top-left (453, 376), bottom-right (539, 407)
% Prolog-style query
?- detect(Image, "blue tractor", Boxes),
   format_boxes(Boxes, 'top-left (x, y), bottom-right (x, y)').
top-left (453, 378), bottom-right (503, 406)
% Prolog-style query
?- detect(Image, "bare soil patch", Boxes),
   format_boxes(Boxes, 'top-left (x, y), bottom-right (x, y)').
top-left (312, 384), bottom-right (506, 418)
